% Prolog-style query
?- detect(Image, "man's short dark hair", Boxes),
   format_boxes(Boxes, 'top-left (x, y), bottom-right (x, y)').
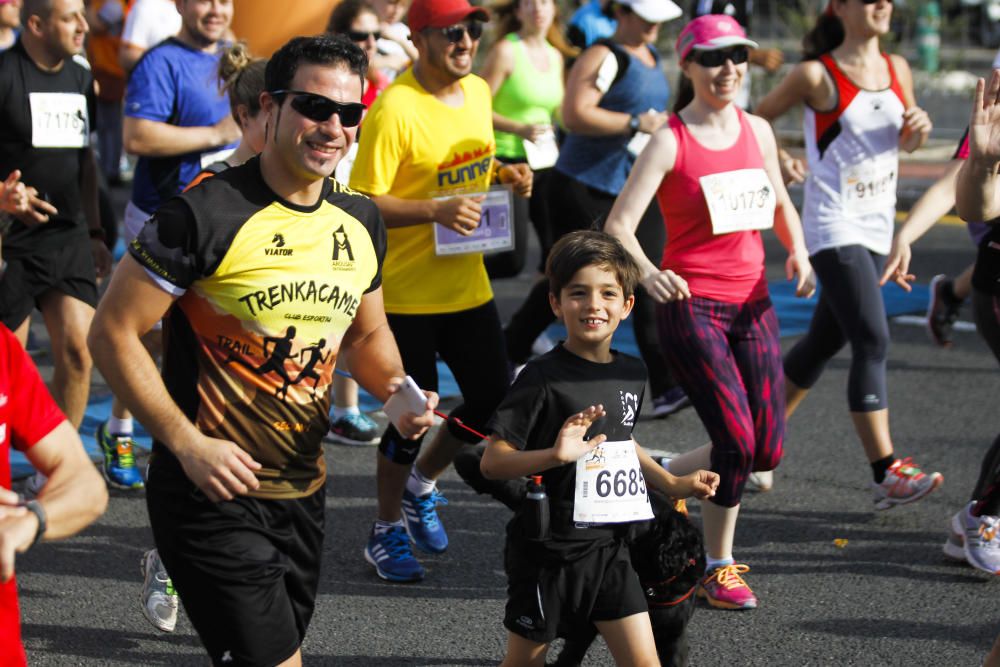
top-left (546, 230), bottom-right (641, 298)
top-left (22, 0), bottom-right (53, 24)
top-left (265, 34), bottom-right (368, 96)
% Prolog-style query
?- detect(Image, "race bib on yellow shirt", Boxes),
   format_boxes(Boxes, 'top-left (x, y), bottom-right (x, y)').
top-left (841, 153), bottom-right (897, 217)
top-left (700, 168), bottom-right (776, 235)
top-left (574, 440), bottom-right (653, 524)
top-left (30, 93), bottom-right (89, 148)
top-left (433, 185), bottom-right (514, 256)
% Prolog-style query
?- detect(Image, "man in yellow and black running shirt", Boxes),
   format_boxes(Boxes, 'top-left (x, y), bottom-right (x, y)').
top-left (350, 0), bottom-right (532, 583)
top-left (89, 35), bottom-right (437, 666)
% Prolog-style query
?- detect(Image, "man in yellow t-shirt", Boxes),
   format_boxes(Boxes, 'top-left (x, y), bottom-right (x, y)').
top-left (351, 0), bottom-right (531, 583)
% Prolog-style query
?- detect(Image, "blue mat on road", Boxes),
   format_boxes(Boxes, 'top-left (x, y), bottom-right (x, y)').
top-left (9, 281), bottom-right (929, 479)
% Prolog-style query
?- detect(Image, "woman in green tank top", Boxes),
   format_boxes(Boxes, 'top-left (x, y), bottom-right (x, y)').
top-left (479, 0), bottom-right (577, 279)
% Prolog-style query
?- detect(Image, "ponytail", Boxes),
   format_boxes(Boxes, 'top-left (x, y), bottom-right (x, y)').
top-left (802, 12), bottom-right (844, 60)
top-left (672, 68), bottom-right (693, 114)
top-left (218, 42), bottom-right (267, 124)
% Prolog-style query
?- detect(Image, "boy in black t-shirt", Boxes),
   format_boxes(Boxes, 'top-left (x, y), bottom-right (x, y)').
top-left (482, 231), bottom-right (718, 666)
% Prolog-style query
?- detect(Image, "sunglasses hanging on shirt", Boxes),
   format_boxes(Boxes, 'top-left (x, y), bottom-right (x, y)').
top-left (690, 46), bottom-right (750, 68)
top-left (271, 90), bottom-right (367, 127)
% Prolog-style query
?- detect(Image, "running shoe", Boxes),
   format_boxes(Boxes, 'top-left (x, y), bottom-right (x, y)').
top-left (943, 514), bottom-right (966, 562)
top-left (747, 470), bottom-right (774, 492)
top-left (952, 503), bottom-right (1000, 575)
top-left (364, 525), bottom-right (425, 582)
top-left (697, 563), bottom-right (757, 610)
top-left (871, 458), bottom-right (943, 510)
top-left (140, 549), bottom-right (178, 632)
top-left (326, 411), bottom-right (380, 446)
top-left (402, 488), bottom-right (449, 553)
top-left (651, 386), bottom-right (691, 418)
top-left (96, 421), bottom-right (145, 490)
top-left (927, 274), bottom-right (962, 347)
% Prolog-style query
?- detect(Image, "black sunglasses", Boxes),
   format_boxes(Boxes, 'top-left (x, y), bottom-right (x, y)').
top-left (690, 46), bottom-right (750, 68)
top-left (861, 0), bottom-right (892, 4)
top-left (346, 29), bottom-right (381, 41)
top-left (438, 21), bottom-right (483, 43)
top-left (271, 90), bottom-right (367, 127)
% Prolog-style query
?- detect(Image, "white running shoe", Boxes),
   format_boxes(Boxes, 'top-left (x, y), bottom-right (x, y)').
top-left (871, 458), bottom-right (943, 510)
top-left (952, 503), bottom-right (1000, 575)
top-left (747, 470), bottom-right (774, 492)
top-left (140, 549), bottom-right (178, 632)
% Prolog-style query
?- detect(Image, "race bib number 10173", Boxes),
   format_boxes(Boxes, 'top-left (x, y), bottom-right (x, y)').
top-left (699, 168), bottom-right (776, 235)
top-left (30, 93), bottom-right (89, 149)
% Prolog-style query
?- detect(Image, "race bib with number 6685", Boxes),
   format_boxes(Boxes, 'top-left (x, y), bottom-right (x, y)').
top-left (574, 439), bottom-right (654, 524)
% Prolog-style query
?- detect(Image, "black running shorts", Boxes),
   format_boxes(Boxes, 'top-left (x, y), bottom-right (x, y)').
top-left (146, 466), bottom-right (325, 667)
top-left (504, 537), bottom-right (648, 644)
top-left (0, 230), bottom-right (98, 329)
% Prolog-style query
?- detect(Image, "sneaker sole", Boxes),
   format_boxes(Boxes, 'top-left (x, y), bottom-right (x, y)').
top-left (942, 537), bottom-right (967, 562)
top-left (325, 431), bottom-right (379, 447)
top-left (139, 552), bottom-right (177, 633)
top-left (696, 585), bottom-right (757, 610)
top-left (363, 547), bottom-right (424, 583)
top-left (956, 512), bottom-right (1000, 576)
top-left (874, 473), bottom-right (943, 511)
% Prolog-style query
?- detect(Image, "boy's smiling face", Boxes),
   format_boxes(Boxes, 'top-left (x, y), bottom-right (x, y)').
top-left (550, 264), bottom-right (634, 362)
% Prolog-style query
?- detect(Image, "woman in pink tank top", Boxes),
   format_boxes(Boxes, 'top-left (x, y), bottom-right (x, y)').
top-left (605, 14), bottom-right (813, 612)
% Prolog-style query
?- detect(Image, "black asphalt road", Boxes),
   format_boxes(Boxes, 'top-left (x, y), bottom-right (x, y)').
top-left (14, 194), bottom-right (999, 665)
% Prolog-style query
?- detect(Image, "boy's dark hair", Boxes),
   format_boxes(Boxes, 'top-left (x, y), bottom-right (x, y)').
top-left (265, 34), bottom-right (368, 97)
top-left (546, 230), bottom-right (641, 298)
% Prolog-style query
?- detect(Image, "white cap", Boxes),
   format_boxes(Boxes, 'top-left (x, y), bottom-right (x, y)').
top-left (616, 0), bottom-right (683, 24)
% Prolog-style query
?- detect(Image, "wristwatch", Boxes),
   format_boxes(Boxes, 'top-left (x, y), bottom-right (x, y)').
top-left (628, 114), bottom-right (641, 135)
top-left (23, 499), bottom-right (46, 548)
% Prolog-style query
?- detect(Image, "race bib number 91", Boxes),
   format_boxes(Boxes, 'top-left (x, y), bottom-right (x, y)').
top-left (574, 439), bottom-right (654, 524)
top-left (841, 153), bottom-right (897, 217)
top-left (700, 168), bottom-right (776, 235)
top-left (30, 93), bottom-right (89, 148)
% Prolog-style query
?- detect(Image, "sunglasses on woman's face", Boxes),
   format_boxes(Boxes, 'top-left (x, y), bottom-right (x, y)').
top-left (346, 29), bottom-right (381, 41)
top-left (690, 46), bottom-right (750, 68)
top-left (271, 90), bottom-right (367, 127)
top-left (439, 21), bottom-right (484, 43)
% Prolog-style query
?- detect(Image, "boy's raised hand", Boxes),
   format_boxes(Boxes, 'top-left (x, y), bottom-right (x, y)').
top-left (553, 405), bottom-right (607, 464)
top-left (677, 470), bottom-right (719, 500)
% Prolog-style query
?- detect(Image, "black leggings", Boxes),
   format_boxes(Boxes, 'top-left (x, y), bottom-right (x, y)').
top-left (784, 245), bottom-right (890, 412)
top-left (377, 301), bottom-right (511, 464)
top-left (971, 289), bottom-right (1000, 516)
top-left (503, 169), bottom-right (676, 397)
top-left (485, 165), bottom-right (555, 279)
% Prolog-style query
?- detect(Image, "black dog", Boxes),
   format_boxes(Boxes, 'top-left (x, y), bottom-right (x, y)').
top-left (550, 497), bottom-right (705, 667)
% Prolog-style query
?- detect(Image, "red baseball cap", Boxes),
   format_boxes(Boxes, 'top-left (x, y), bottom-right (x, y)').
top-left (408, 0), bottom-right (489, 33)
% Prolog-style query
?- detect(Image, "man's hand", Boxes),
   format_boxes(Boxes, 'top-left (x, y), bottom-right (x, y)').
top-left (552, 405), bottom-right (606, 464)
top-left (385, 376), bottom-right (438, 439)
top-left (434, 195), bottom-right (485, 235)
top-left (91, 238), bottom-right (112, 278)
top-left (498, 163), bottom-right (533, 198)
top-left (517, 123), bottom-right (551, 144)
top-left (213, 114), bottom-right (242, 147)
top-left (637, 110), bottom-right (668, 135)
top-left (0, 487), bottom-right (36, 582)
top-left (779, 149), bottom-right (807, 184)
top-left (174, 435), bottom-right (262, 502)
top-left (640, 268), bottom-right (691, 304)
top-left (1, 170), bottom-right (58, 225)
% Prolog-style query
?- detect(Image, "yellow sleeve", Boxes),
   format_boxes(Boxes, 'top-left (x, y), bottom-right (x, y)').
top-left (349, 94), bottom-right (406, 197)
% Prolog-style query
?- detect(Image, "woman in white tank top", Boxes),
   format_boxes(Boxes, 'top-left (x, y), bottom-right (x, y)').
top-left (750, 0), bottom-right (943, 511)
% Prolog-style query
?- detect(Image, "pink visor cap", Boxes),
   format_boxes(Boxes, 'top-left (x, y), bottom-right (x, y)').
top-left (675, 14), bottom-right (758, 61)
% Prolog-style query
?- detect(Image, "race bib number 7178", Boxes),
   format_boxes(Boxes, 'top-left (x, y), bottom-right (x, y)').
top-left (30, 93), bottom-right (89, 148)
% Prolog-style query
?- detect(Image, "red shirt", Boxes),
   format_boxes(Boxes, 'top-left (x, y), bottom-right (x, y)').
top-left (657, 109), bottom-right (769, 303)
top-left (0, 325), bottom-right (65, 667)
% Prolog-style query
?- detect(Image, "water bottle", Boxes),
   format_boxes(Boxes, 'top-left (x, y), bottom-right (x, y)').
top-left (523, 475), bottom-right (550, 541)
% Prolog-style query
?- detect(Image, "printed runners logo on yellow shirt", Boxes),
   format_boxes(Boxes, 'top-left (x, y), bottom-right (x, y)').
top-left (436, 142), bottom-right (495, 190)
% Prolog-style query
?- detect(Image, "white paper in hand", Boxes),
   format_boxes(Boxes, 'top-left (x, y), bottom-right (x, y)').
top-left (384, 375), bottom-right (428, 429)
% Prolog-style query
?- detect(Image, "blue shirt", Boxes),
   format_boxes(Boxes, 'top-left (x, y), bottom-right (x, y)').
top-left (567, 0), bottom-right (616, 49)
top-left (125, 38), bottom-right (236, 213)
top-left (556, 43), bottom-right (670, 195)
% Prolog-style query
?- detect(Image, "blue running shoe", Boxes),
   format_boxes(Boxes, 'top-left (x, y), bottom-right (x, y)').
top-left (364, 525), bottom-right (425, 582)
top-left (96, 421), bottom-right (145, 490)
top-left (402, 488), bottom-right (449, 553)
